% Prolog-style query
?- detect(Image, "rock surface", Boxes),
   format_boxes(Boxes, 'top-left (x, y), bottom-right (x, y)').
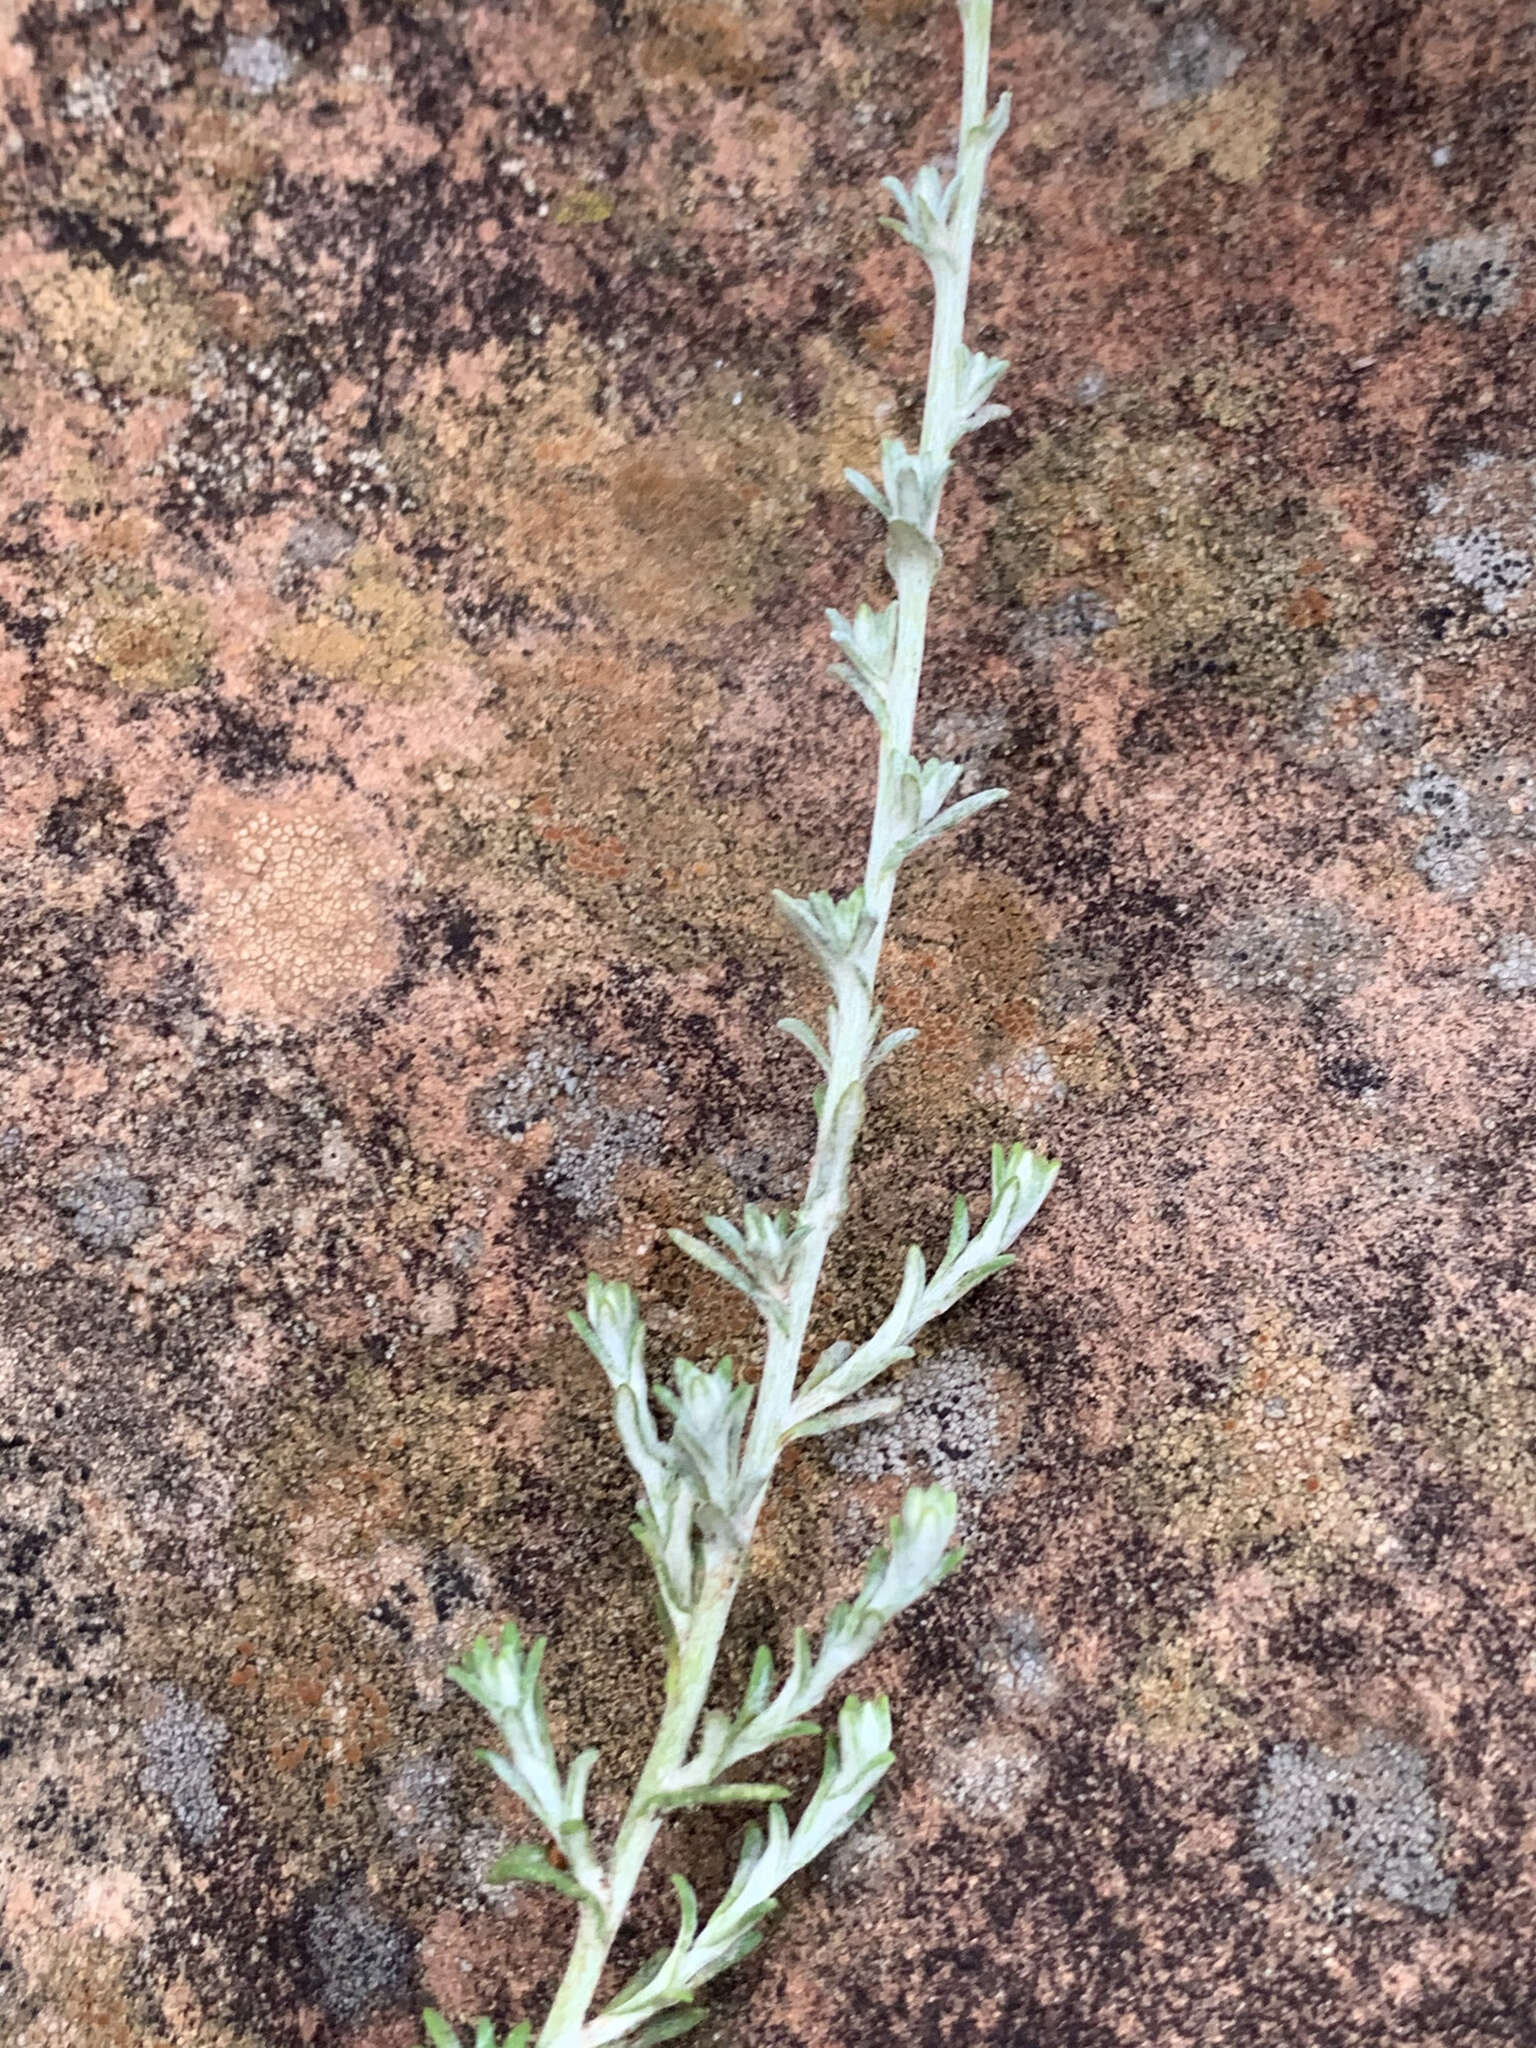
top-left (1, 1), bottom-right (1533, 2043)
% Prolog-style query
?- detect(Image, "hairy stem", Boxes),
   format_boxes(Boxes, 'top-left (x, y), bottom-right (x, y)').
top-left (537, 1556), bottom-right (737, 2045)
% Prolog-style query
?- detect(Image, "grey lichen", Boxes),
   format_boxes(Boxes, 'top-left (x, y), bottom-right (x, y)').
top-left (1254, 1731), bottom-right (1455, 1919)
top-left (1429, 526), bottom-right (1534, 615)
top-left (1488, 933), bottom-right (1536, 995)
top-left (1197, 901), bottom-right (1384, 1003)
top-left (381, 1754), bottom-right (457, 1853)
top-left (829, 1346), bottom-right (1010, 1512)
top-left (1294, 646), bottom-right (1419, 791)
top-left (1143, 18), bottom-right (1246, 107)
top-left (476, 1037), bottom-right (663, 1220)
top-left (57, 1152), bottom-right (156, 1252)
top-left (221, 34), bottom-right (295, 94)
top-left (139, 1687), bottom-right (230, 1847)
top-left (1399, 766), bottom-right (1486, 896)
top-left (305, 1887), bottom-right (415, 2021)
top-left (1399, 229), bottom-right (1520, 324)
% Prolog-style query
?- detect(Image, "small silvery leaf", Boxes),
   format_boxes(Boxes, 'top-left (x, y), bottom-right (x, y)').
top-left (827, 600), bottom-right (898, 687)
top-left (827, 600), bottom-right (899, 728)
top-left (802, 1338), bottom-right (853, 1391)
top-left (671, 1220), bottom-right (793, 1336)
top-left (608, 1383), bottom-right (673, 1515)
top-left (990, 1141), bottom-right (1060, 1242)
top-left (914, 1143), bottom-right (1059, 1321)
top-left (883, 785), bottom-right (1008, 874)
top-left (956, 343), bottom-right (1009, 416)
top-left (714, 1628), bottom-right (820, 1767)
top-left (945, 342), bottom-right (1010, 448)
top-left (650, 1779), bottom-right (791, 1811)
top-left (875, 172), bottom-right (922, 243)
top-left (654, 1356), bottom-right (752, 1517)
top-left (570, 1277), bottom-right (646, 1394)
top-left (808, 1487), bottom-right (961, 1695)
top-left (694, 1810), bottom-right (788, 1955)
top-left (422, 2015), bottom-right (532, 2048)
top-left (885, 518), bottom-right (943, 584)
top-left (784, 1695), bottom-right (895, 1868)
top-left (782, 1392), bottom-right (901, 1441)
top-left (865, 1024), bottom-right (919, 1075)
top-left (975, 86), bottom-right (1012, 153)
top-left (878, 162), bottom-right (960, 263)
top-left (633, 2014), bottom-right (706, 2045)
top-left (889, 752), bottom-right (965, 837)
top-left (773, 886), bottom-right (874, 996)
top-left (862, 1485), bottom-right (963, 1615)
top-left (879, 436), bottom-right (949, 530)
top-left (777, 1015), bottom-right (831, 1073)
top-left (669, 1228), bottom-right (755, 1299)
top-left (740, 1643), bottom-right (777, 1720)
top-left (730, 1205), bottom-right (799, 1286)
top-left (961, 401), bottom-right (1010, 440)
top-left (843, 466), bottom-right (892, 521)
top-left (450, 1626), bottom-right (571, 1843)
top-left (946, 339), bottom-right (1015, 452)
top-left (916, 757), bottom-right (966, 821)
top-left (571, 1279), bottom-right (673, 1498)
top-left (631, 1465), bottom-right (700, 1634)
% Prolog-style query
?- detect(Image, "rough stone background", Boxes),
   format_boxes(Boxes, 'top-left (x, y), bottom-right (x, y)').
top-left (1, 0), bottom-right (1533, 2042)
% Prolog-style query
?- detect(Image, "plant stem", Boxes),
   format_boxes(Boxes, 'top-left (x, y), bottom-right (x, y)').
top-left (537, 1556), bottom-right (737, 2046)
top-left (535, 8), bottom-right (999, 2040)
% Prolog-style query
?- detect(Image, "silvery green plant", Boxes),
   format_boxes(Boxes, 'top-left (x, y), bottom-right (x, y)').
top-left (426, 6), bottom-right (1056, 2043)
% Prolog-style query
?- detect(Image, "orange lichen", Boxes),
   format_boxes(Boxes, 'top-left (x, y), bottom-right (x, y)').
top-left (259, 1645), bottom-right (392, 1792)
top-left (392, 321), bottom-right (891, 647)
top-left (274, 544), bottom-right (472, 699)
top-left (1126, 1631), bottom-right (1243, 1750)
top-left (1146, 78), bottom-right (1285, 186)
top-left (64, 572), bottom-right (214, 694)
top-left (1131, 1315), bottom-right (1378, 1562)
top-left (24, 259), bottom-right (203, 398)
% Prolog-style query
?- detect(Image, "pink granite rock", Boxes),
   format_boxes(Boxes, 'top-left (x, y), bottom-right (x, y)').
top-left (1, 2), bottom-right (1532, 2044)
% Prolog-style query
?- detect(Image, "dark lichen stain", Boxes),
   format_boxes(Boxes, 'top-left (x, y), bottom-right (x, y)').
top-left (189, 692), bottom-right (298, 785)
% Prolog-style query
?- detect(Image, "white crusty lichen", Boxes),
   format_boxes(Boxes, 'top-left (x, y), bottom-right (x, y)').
top-left (426, 6), bottom-right (1057, 2044)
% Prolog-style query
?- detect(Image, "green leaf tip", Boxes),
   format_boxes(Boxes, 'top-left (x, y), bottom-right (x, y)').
top-left (634, 2013), bottom-right (706, 2045)
top-left (484, 1842), bottom-right (600, 1907)
top-left (421, 2015), bottom-right (531, 2048)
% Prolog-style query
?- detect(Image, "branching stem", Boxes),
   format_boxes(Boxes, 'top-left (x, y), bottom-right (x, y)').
top-left (434, 13), bottom-right (1055, 2048)
top-left (537, 13), bottom-right (1002, 2042)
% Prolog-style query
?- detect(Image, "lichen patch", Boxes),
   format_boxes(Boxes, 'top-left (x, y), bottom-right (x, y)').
top-left (174, 784), bottom-right (401, 1025)
top-left (1148, 79), bottom-right (1285, 187)
top-left (24, 259), bottom-right (203, 399)
top-left (1131, 1315), bottom-right (1379, 1563)
top-left (275, 543), bottom-right (474, 699)
top-left (393, 322), bottom-right (883, 647)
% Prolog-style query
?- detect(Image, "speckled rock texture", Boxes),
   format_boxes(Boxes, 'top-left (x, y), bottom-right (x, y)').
top-left (1, 2), bottom-right (1532, 2043)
